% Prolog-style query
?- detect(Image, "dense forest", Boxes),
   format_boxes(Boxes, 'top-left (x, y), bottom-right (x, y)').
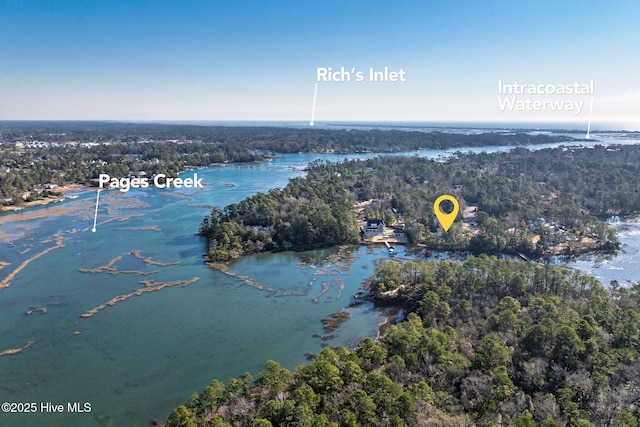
top-left (0, 121), bottom-right (569, 207)
top-left (0, 121), bottom-right (570, 152)
top-left (200, 145), bottom-right (640, 261)
top-left (165, 257), bottom-right (640, 426)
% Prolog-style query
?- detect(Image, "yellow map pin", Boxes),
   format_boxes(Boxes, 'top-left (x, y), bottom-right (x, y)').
top-left (434, 195), bottom-right (459, 232)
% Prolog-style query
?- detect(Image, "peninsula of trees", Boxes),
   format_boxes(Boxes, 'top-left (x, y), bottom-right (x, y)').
top-left (200, 144), bottom-right (640, 261)
top-left (165, 257), bottom-right (640, 426)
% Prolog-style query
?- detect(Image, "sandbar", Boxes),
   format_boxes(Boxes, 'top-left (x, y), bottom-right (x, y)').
top-left (0, 235), bottom-right (66, 289)
top-left (130, 250), bottom-right (181, 266)
top-left (81, 277), bottom-right (200, 318)
top-left (0, 340), bottom-right (35, 357)
top-left (79, 250), bottom-right (179, 276)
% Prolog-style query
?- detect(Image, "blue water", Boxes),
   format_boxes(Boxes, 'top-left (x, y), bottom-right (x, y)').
top-left (560, 219), bottom-right (640, 288)
top-left (1, 132), bottom-right (639, 426)
top-left (0, 153), bottom-right (395, 426)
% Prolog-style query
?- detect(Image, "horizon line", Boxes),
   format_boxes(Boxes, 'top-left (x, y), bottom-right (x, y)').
top-left (0, 119), bottom-right (638, 133)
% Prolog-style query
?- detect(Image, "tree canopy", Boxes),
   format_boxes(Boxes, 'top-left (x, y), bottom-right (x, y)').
top-left (167, 257), bottom-right (640, 426)
top-left (200, 145), bottom-right (640, 260)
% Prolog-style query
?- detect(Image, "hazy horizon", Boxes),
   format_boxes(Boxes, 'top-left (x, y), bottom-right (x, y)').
top-left (1, 119), bottom-right (638, 133)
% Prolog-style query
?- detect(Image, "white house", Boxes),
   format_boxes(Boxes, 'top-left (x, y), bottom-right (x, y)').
top-left (363, 219), bottom-right (385, 235)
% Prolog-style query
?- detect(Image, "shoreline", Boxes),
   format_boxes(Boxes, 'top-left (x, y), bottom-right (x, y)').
top-left (202, 238), bottom-right (618, 268)
top-left (0, 156), bottom-right (277, 215)
top-left (0, 183), bottom-right (87, 214)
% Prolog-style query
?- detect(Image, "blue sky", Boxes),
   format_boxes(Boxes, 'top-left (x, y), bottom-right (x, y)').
top-left (1, 0), bottom-right (639, 129)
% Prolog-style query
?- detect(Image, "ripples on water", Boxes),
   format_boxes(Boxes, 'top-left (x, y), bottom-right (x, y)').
top-left (1, 131), bottom-right (639, 425)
